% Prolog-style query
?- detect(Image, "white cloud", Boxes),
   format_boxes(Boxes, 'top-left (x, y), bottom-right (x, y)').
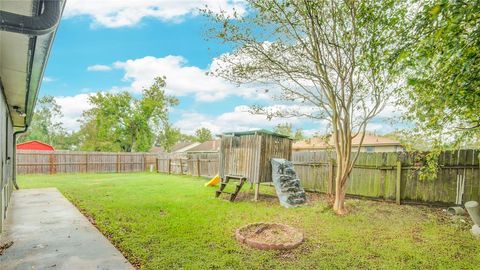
top-left (87, 64), bottom-right (112, 72)
top-left (54, 94), bottom-right (92, 131)
top-left (302, 129), bottom-right (320, 137)
top-left (113, 55), bottom-right (267, 102)
top-left (51, 92), bottom-right (316, 133)
top-left (64, 0), bottom-right (247, 28)
top-left (365, 122), bottom-right (398, 135)
top-left (51, 92), bottom-right (398, 135)
top-left (173, 105), bottom-right (319, 135)
top-left (376, 102), bottom-right (406, 119)
top-left (42, 76), bottom-right (55, 82)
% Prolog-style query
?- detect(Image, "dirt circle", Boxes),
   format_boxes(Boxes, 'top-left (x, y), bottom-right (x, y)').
top-left (235, 223), bottom-right (304, 250)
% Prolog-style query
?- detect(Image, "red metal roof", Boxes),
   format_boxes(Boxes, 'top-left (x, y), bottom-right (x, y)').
top-left (16, 140), bottom-right (54, 151)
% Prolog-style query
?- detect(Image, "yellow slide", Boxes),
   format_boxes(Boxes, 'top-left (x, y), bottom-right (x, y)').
top-left (205, 175), bottom-right (221, 187)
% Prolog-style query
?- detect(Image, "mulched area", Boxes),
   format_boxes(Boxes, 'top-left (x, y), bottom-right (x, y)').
top-left (236, 223), bottom-right (304, 250)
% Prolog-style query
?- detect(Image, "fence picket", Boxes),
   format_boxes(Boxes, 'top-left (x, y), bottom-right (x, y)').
top-left (17, 150), bottom-right (157, 174)
top-left (17, 149), bottom-right (480, 204)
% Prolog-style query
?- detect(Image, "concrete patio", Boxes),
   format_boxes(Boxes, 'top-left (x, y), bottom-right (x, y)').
top-left (0, 188), bottom-right (133, 270)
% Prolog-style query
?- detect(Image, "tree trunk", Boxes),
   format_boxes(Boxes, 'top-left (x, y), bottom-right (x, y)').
top-left (333, 166), bottom-right (349, 215)
top-left (332, 132), bottom-right (352, 215)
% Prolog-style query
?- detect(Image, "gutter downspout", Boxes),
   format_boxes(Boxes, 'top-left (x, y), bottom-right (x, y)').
top-left (0, 0), bottom-right (63, 35)
top-left (12, 126), bottom-right (28, 190)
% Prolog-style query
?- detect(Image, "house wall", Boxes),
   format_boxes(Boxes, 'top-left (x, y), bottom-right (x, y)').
top-left (0, 84), bottom-right (14, 233)
top-left (358, 145), bottom-right (404, 153)
top-left (293, 145), bottom-right (404, 153)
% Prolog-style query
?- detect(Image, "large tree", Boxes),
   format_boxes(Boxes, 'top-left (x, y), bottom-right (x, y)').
top-left (18, 96), bottom-right (76, 149)
top-left (399, 0), bottom-right (479, 144)
top-left (206, 0), bottom-right (405, 214)
top-left (79, 77), bottom-right (178, 152)
top-left (156, 124), bottom-right (181, 152)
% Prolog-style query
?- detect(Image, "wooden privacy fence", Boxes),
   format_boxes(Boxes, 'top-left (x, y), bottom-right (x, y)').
top-left (157, 153), bottom-right (219, 178)
top-left (17, 150), bottom-right (158, 174)
top-left (293, 150), bottom-right (480, 205)
top-left (157, 150), bottom-right (479, 205)
top-left (17, 149), bottom-right (480, 205)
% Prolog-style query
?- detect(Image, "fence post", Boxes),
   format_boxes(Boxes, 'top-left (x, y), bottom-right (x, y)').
top-left (168, 159), bottom-right (171, 174)
top-left (49, 153), bottom-right (54, 175)
top-left (85, 153), bottom-right (89, 173)
top-left (197, 158), bottom-right (201, 177)
top-left (179, 159), bottom-right (183, 175)
top-left (328, 161), bottom-right (334, 195)
top-left (396, 161), bottom-right (402, 205)
top-left (143, 154), bottom-right (147, 172)
top-left (116, 153), bottom-right (120, 173)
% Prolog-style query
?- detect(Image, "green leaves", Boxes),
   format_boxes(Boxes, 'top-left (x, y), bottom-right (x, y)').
top-left (195, 128), bottom-right (213, 143)
top-left (273, 123), bottom-right (304, 140)
top-left (79, 77), bottom-right (178, 152)
top-left (18, 96), bottom-right (71, 149)
top-left (398, 0), bottom-right (480, 144)
top-left (156, 125), bottom-right (181, 152)
top-left (429, 4), bottom-right (443, 18)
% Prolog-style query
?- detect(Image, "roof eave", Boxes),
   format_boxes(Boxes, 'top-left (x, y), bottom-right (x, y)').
top-left (0, 0), bottom-right (66, 128)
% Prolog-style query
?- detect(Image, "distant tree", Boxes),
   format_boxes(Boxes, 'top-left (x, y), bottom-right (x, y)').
top-left (179, 133), bottom-right (198, 142)
top-left (79, 77), bottom-right (178, 152)
top-left (156, 124), bottom-right (181, 152)
top-left (293, 129), bottom-right (305, 141)
top-left (54, 131), bottom-right (81, 151)
top-left (77, 117), bottom-right (108, 151)
top-left (206, 1), bottom-right (406, 214)
top-left (195, 128), bottom-right (213, 143)
top-left (383, 130), bottom-right (432, 151)
top-left (18, 96), bottom-right (68, 148)
top-left (274, 123), bottom-right (293, 137)
top-left (274, 123), bottom-right (304, 140)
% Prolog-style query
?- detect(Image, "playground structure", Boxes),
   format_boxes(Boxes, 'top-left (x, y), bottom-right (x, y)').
top-left (216, 130), bottom-right (292, 201)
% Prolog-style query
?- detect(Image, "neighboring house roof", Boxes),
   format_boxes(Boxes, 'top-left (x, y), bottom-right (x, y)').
top-left (0, 0), bottom-right (66, 128)
top-left (16, 140), bottom-right (54, 151)
top-left (164, 142), bottom-right (194, 153)
top-left (293, 134), bottom-right (402, 150)
top-left (150, 142), bottom-right (200, 154)
top-left (150, 146), bottom-right (167, 154)
top-left (187, 140), bottom-right (221, 153)
top-left (173, 142), bottom-right (200, 153)
top-left (222, 129), bottom-right (291, 138)
top-left (169, 142), bottom-right (194, 152)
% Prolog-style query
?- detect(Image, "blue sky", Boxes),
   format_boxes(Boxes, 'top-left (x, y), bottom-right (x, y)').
top-left (42, 0), bottom-right (399, 136)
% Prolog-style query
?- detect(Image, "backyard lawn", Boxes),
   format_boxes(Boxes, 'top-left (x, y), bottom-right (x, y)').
top-left (19, 173), bottom-right (480, 270)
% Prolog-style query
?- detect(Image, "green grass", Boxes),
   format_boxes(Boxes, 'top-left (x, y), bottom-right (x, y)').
top-left (19, 173), bottom-right (480, 270)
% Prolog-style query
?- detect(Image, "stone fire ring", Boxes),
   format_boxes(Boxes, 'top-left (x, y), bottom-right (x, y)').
top-left (235, 222), bottom-right (304, 250)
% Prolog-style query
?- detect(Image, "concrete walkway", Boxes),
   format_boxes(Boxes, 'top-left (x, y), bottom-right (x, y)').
top-left (0, 188), bottom-right (134, 270)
